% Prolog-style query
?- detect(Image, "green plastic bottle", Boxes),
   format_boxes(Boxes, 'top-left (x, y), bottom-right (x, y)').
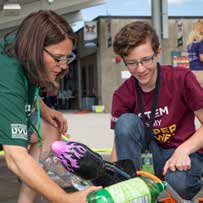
top-left (86, 176), bottom-right (166, 203)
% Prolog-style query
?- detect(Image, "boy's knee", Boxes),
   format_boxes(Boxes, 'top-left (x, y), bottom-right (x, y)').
top-left (115, 113), bottom-right (144, 137)
top-left (116, 113), bottom-right (142, 125)
top-left (166, 171), bottom-right (201, 200)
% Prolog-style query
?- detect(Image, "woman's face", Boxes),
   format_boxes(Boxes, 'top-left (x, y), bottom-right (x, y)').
top-left (43, 38), bottom-right (74, 81)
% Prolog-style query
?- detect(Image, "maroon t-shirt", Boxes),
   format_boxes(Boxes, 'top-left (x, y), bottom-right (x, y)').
top-left (111, 66), bottom-right (203, 153)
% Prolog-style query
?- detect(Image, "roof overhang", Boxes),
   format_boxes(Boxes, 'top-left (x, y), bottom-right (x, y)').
top-left (0, 0), bottom-right (105, 30)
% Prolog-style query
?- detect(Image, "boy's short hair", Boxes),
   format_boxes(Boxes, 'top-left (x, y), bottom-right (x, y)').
top-left (113, 21), bottom-right (160, 57)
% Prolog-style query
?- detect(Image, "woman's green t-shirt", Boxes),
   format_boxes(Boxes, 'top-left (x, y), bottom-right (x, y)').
top-left (0, 42), bottom-right (36, 147)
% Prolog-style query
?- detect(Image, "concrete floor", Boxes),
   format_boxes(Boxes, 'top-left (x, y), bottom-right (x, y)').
top-left (0, 112), bottom-right (203, 202)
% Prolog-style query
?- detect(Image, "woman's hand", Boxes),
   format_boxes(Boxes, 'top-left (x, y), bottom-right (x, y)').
top-left (67, 186), bottom-right (102, 203)
top-left (40, 98), bottom-right (67, 134)
top-left (163, 147), bottom-right (191, 176)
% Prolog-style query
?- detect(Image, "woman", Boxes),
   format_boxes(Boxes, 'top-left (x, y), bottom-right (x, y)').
top-left (187, 20), bottom-right (203, 70)
top-left (0, 10), bottom-right (99, 203)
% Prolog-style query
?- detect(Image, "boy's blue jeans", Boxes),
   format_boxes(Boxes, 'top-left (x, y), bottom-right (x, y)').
top-left (114, 113), bottom-right (203, 200)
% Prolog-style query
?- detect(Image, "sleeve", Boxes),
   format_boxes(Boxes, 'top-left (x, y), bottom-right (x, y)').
top-left (110, 77), bottom-right (137, 129)
top-left (183, 71), bottom-right (203, 111)
top-left (0, 65), bottom-right (28, 147)
top-left (111, 88), bottom-right (135, 129)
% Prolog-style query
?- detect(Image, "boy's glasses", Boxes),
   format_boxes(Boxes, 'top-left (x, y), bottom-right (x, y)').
top-left (124, 53), bottom-right (156, 68)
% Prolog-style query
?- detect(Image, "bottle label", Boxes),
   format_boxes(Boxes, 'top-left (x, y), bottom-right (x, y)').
top-left (105, 177), bottom-right (151, 203)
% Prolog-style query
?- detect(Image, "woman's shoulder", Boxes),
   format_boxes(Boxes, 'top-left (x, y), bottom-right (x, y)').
top-left (0, 49), bottom-right (24, 87)
top-left (0, 47), bottom-right (22, 73)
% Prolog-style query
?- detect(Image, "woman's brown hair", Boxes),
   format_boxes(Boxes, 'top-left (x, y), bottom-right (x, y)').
top-left (4, 10), bottom-right (76, 91)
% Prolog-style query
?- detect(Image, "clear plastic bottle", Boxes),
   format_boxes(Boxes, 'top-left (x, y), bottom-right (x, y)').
top-left (39, 151), bottom-right (92, 190)
top-left (86, 176), bottom-right (166, 203)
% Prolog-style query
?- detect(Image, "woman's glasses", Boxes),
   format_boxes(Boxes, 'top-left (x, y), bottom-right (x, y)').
top-left (44, 48), bottom-right (76, 65)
